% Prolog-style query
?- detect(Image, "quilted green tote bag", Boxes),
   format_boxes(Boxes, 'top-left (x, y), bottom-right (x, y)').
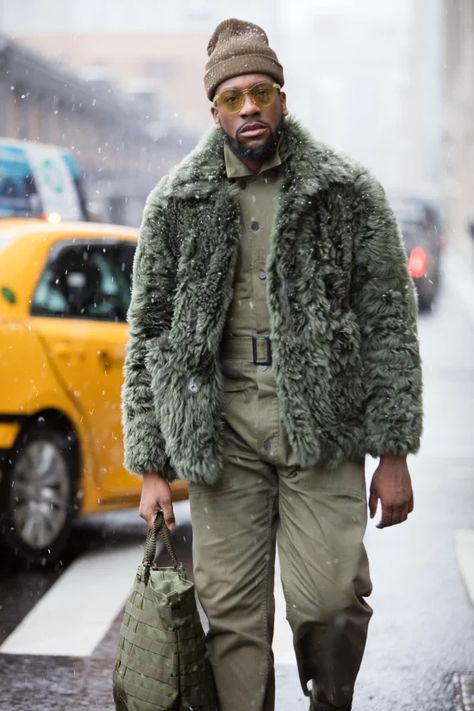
top-left (113, 513), bottom-right (217, 710)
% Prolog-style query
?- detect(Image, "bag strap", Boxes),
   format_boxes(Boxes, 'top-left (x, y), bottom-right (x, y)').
top-left (143, 512), bottom-right (180, 570)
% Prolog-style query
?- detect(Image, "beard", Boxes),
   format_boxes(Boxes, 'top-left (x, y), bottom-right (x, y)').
top-left (222, 116), bottom-right (286, 163)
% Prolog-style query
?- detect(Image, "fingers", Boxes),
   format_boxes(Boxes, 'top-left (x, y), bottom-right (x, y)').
top-left (138, 473), bottom-right (176, 531)
top-left (138, 503), bottom-right (158, 530)
top-left (377, 503), bottom-right (412, 528)
top-left (400, 504), bottom-right (410, 523)
top-left (139, 501), bottom-right (176, 532)
top-left (160, 500), bottom-right (176, 533)
top-left (150, 485), bottom-right (176, 533)
top-left (376, 504), bottom-right (393, 529)
top-left (368, 491), bottom-right (378, 519)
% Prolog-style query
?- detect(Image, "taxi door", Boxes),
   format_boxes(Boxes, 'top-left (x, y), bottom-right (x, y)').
top-left (30, 238), bottom-right (139, 496)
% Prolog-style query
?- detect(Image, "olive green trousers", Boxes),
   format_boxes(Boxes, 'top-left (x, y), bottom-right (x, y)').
top-left (189, 359), bottom-right (373, 711)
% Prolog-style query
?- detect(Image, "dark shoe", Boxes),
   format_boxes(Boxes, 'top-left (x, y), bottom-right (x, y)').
top-left (310, 698), bottom-right (352, 711)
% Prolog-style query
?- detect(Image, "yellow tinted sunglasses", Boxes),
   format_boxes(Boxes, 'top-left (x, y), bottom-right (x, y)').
top-left (213, 81), bottom-right (281, 114)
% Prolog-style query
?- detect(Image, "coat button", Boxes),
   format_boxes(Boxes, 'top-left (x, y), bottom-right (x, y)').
top-left (263, 440), bottom-right (272, 452)
top-left (258, 270), bottom-right (267, 280)
top-left (188, 379), bottom-right (200, 394)
top-left (251, 220), bottom-right (260, 232)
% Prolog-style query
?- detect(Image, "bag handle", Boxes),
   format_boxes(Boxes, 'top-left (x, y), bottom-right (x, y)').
top-left (143, 512), bottom-right (180, 571)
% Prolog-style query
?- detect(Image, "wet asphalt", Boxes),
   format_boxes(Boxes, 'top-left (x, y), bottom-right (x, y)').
top-left (0, 256), bottom-right (473, 711)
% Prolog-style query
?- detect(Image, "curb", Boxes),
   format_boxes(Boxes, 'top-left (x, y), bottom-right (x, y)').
top-left (453, 673), bottom-right (474, 710)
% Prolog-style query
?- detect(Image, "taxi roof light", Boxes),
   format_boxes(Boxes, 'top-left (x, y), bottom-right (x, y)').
top-left (46, 212), bottom-right (62, 224)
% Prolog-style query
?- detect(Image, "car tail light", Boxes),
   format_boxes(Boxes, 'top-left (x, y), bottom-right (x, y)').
top-left (408, 247), bottom-right (427, 278)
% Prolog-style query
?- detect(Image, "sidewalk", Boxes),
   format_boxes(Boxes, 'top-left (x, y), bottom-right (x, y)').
top-left (427, 248), bottom-right (474, 711)
top-left (442, 246), bottom-right (474, 325)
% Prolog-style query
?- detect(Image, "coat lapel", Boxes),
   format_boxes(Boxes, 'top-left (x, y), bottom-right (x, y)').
top-left (164, 118), bottom-right (357, 367)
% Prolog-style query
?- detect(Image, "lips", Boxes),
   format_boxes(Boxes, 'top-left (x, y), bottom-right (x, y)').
top-left (239, 123), bottom-right (268, 138)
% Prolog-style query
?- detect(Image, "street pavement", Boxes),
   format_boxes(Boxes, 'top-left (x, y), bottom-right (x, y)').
top-left (0, 250), bottom-right (473, 711)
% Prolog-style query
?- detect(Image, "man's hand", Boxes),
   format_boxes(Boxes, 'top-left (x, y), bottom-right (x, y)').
top-left (139, 471), bottom-right (176, 532)
top-left (369, 454), bottom-right (414, 529)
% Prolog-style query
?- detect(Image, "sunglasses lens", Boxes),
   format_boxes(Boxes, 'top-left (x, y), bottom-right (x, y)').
top-left (251, 83), bottom-right (276, 108)
top-left (217, 90), bottom-right (243, 113)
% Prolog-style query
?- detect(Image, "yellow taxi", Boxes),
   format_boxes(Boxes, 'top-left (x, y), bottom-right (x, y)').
top-left (0, 219), bottom-right (187, 564)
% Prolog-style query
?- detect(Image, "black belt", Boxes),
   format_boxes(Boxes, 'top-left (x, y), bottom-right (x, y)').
top-left (221, 335), bottom-right (272, 366)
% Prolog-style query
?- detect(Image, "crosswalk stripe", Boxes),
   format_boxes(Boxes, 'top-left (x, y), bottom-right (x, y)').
top-left (455, 530), bottom-right (474, 606)
top-left (0, 496), bottom-right (297, 662)
top-left (0, 544), bottom-right (142, 657)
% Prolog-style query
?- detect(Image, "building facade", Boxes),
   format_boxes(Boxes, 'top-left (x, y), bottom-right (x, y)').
top-left (443, 0), bottom-right (474, 253)
top-left (0, 36), bottom-right (191, 225)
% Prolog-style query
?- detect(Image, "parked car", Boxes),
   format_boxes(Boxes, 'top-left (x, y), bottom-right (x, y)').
top-left (0, 219), bottom-right (187, 564)
top-left (0, 138), bottom-right (89, 221)
top-left (390, 195), bottom-right (445, 311)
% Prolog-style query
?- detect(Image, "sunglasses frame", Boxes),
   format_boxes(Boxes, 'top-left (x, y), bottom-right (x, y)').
top-left (213, 81), bottom-right (281, 113)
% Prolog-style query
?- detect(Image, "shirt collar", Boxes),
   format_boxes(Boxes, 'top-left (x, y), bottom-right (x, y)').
top-left (224, 135), bottom-right (284, 179)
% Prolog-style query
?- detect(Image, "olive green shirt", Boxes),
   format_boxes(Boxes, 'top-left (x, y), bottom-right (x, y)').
top-left (222, 141), bottom-right (284, 338)
top-left (220, 140), bottom-right (299, 465)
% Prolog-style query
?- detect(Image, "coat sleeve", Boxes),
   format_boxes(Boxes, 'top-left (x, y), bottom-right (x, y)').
top-left (351, 171), bottom-right (423, 457)
top-left (121, 181), bottom-right (177, 477)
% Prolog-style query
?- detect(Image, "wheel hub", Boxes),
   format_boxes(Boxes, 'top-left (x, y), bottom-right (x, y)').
top-left (11, 439), bottom-right (70, 550)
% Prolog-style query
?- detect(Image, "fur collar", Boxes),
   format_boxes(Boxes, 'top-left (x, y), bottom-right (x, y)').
top-left (162, 115), bottom-right (362, 201)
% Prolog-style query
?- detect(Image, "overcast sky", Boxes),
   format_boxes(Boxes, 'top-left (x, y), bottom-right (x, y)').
top-left (0, 0), bottom-right (410, 35)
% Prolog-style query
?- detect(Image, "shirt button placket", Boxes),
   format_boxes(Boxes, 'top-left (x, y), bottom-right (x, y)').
top-left (263, 439), bottom-right (273, 455)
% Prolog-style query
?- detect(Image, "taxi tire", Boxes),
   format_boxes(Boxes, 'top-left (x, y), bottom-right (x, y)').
top-left (0, 420), bottom-right (79, 566)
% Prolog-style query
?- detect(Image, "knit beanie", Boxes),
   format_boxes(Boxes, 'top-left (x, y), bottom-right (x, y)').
top-left (204, 18), bottom-right (284, 100)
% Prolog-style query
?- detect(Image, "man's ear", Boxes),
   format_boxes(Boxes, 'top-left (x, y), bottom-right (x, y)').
top-left (211, 106), bottom-right (221, 128)
top-left (280, 91), bottom-right (288, 117)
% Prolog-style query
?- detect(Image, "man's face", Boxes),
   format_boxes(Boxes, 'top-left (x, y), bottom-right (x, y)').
top-left (211, 73), bottom-right (288, 162)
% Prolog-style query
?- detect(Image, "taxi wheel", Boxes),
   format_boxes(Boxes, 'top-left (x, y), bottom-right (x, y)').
top-left (0, 421), bottom-right (79, 565)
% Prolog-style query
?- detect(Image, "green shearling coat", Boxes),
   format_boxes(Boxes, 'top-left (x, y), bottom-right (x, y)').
top-left (122, 117), bottom-right (423, 484)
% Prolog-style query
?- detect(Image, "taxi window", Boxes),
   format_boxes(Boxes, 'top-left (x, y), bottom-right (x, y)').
top-left (31, 241), bottom-right (135, 322)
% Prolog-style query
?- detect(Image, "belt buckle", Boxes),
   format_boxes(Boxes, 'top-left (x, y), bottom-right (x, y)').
top-left (252, 335), bottom-right (272, 366)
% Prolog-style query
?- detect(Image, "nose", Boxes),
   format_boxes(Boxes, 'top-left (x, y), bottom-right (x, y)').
top-left (240, 92), bottom-right (260, 117)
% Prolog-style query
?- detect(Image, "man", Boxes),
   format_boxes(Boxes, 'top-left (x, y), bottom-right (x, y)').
top-left (122, 18), bottom-right (423, 711)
